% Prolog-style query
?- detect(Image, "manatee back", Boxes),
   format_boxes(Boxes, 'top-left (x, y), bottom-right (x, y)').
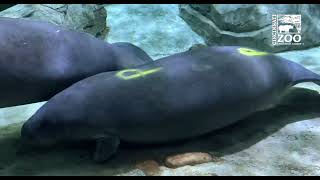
top-left (22, 46), bottom-right (303, 145)
top-left (96, 46), bottom-right (297, 143)
top-left (0, 17), bottom-right (116, 107)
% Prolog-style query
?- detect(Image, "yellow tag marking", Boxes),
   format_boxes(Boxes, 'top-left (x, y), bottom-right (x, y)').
top-left (116, 67), bottom-right (162, 80)
top-left (238, 47), bottom-right (269, 56)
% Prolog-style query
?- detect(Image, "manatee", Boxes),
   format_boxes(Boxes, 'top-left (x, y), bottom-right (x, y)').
top-left (21, 46), bottom-right (320, 162)
top-left (0, 17), bottom-right (152, 108)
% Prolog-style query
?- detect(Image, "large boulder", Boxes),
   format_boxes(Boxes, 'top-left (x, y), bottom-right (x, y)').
top-left (0, 4), bottom-right (109, 39)
top-left (179, 4), bottom-right (320, 52)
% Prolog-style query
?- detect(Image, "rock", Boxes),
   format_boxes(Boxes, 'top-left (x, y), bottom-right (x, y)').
top-left (136, 160), bottom-right (161, 176)
top-left (179, 4), bottom-right (320, 52)
top-left (164, 152), bottom-right (213, 168)
top-left (0, 4), bottom-right (109, 39)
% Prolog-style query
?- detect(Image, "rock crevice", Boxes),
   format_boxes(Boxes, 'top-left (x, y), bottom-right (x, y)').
top-left (0, 4), bottom-right (109, 39)
top-left (179, 4), bottom-right (320, 52)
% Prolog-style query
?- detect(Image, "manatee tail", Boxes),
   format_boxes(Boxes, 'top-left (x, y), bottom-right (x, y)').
top-left (283, 59), bottom-right (320, 86)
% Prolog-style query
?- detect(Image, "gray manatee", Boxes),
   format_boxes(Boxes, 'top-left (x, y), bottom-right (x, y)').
top-left (0, 17), bottom-right (152, 108)
top-left (21, 46), bottom-right (320, 162)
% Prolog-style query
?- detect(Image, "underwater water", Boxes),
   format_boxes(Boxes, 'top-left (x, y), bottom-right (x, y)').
top-left (106, 4), bottom-right (204, 59)
top-left (0, 4), bottom-right (320, 176)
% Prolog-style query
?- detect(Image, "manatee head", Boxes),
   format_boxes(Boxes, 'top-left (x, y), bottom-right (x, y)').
top-left (21, 113), bottom-right (63, 147)
top-left (20, 80), bottom-right (105, 148)
top-left (21, 101), bottom-right (97, 147)
top-left (19, 102), bottom-right (83, 147)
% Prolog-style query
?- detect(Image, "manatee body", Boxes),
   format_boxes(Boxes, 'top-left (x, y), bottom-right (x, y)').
top-left (0, 17), bottom-right (152, 108)
top-left (21, 46), bottom-right (320, 162)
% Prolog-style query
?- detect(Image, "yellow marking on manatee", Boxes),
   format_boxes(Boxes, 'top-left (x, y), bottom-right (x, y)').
top-left (116, 67), bottom-right (162, 80)
top-left (238, 47), bottom-right (269, 56)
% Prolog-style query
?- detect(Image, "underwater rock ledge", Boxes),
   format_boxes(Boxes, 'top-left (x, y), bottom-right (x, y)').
top-left (0, 4), bottom-right (109, 39)
top-left (179, 4), bottom-right (320, 52)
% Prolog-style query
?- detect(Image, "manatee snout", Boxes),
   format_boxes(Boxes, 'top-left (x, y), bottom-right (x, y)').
top-left (21, 122), bottom-right (36, 143)
top-left (21, 116), bottom-right (58, 147)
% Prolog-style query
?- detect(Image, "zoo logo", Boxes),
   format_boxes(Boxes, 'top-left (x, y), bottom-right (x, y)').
top-left (272, 14), bottom-right (302, 46)
top-left (238, 48), bottom-right (269, 56)
top-left (116, 67), bottom-right (162, 80)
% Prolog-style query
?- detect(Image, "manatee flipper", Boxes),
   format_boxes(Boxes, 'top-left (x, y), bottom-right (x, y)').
top-left (283, 59), bottom-right (320, 86)
top-left (93, 135), bottom-right (120, 163)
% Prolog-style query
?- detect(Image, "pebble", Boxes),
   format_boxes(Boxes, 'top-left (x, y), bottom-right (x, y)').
top-left (136, 160), bottom-right (161, 176)
top-left (164, 152), bottom-right (213, 168)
